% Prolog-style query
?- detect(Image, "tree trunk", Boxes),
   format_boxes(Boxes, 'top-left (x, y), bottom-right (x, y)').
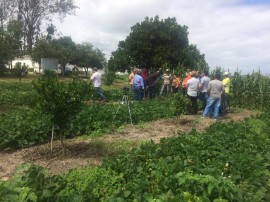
top-left (27, 24), bottom-right (34, 55)
top-left (50, 125), bottom-right (55, 154)
top-left (59, 128), bottom-right (66, 155)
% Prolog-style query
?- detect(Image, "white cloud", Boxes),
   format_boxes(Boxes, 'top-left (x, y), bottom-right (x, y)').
top-left (53, 0), bottom-right (270, 74)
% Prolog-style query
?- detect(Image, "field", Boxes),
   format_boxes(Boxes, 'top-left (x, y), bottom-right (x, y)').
top-left (0, 109), bottom-right (255, 180)
top-left (0, 72), bottom-right (270, 201)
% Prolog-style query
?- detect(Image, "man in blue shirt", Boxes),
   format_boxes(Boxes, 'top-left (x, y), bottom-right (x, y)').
top-left (132, 70), bottom-right (144, 101)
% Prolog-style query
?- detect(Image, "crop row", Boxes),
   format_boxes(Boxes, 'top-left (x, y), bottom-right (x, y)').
top-left (1, 112), bottom-right (270, 201)
top-left (0, 95), bottom-right (187, 149)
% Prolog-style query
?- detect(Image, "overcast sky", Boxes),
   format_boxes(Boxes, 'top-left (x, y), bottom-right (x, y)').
top-left (53, 0), bottom-right (270, 74)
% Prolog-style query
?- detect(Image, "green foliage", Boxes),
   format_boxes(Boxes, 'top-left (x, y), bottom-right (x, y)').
top-left (230, 71), bottom-right (270, 110)
top-left (32, 71), bottom-right (84, 136)
top-left (0, 20), bottom-right (23, 74)
top-left (109, 16), bottom-right (209, 71)
top-left (103, 70), bottom-right (116, 85)
top-left (174, 93), bottom-right (190, 116)
top-left (32, 38), bottom-right (106, 77)
top-left (12, 62), bottom-right (28, 82)
top-left (0, 110), bottom-right (51, 149)
top-left (6, 0), bottom-right (78, 54)
top-left (73, 42), bottom-right (106, 69)
top-left (108, 41), bottom-right (132, 72)
top-left (50, 37), bottom-right (77, 74)
top-left (68, 97), bottom-right (180, 136)
top-left (0, 81), bottom-right (37, 109)
top-left (2, 113), bottom-right (270, 201)
top-left (0, 163), bottom-right (66, 202)
top-left (126, 16), bottom-right (189, 68)
top-left (60, 167), bottom-right (121, 201)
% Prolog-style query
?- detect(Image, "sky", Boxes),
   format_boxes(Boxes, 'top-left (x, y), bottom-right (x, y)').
top-left (53, 0), bottom-right (270, 74)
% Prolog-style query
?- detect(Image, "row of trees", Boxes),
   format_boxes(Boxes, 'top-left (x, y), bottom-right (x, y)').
top-left (1, 0), bottom-right (208, 76)
top-left (0, 0), bottom-right (79, 75)
top-left (0, 0), bottom-right (77, 55)
top-left (32, 37), bottom-right (106, 76)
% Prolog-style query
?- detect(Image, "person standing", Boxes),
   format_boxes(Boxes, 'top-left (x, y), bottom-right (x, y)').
top-left (90, 67), bottom-right (106, 101)
top-left (159, 69), bottom-right (171, 97)
top-left (182, 71), bottom-right (191, 96)
top-left (72, 64), bottom-right (79, 81)
top-left (199, 71), bottom-right (210, 111)
top-left (186, 71), bottom-right (200, 115)
top-left (132, 70), bottom-right (144, 101)
top-left (145, 68), bottom-right (162, 99)
top-left (221, 71), bottom-right (231, 111)
top-left (129, 68), bottom-right (137, 89)
top-left (141, 68), bottom-right (148, 98)
top-left (202, 74), bottom-right (224, 121)
top-left (171, 74), bottom-right (181, 94)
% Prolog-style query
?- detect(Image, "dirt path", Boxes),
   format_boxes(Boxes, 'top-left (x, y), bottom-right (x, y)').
top-left (0, 109), bottom-right (256, 181)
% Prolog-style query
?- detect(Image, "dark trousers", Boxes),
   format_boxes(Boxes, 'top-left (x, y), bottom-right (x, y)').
top-left (148, 86), bottom-right (156, 99)
top-left (182, 87), bottom-right (187, 96)
top-left (133, 86), bottom-right (143, 101)
top-left (172, 86), bottom-right (179, 94)
top-left (188, 95), bottom-right (198, 115)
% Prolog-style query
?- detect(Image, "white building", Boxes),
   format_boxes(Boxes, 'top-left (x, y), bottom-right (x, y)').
top-left (11, 55), bottom-right (39, 69)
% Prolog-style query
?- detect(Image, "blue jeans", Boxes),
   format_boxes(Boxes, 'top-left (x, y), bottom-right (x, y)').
top-left (199, 92), bottom-right (208, 111)
top-left (95, 87), bottom-right (106, 100)
top-left (133, 86), bottom-right (143, 101)
top-left (202, 97), bottom-right (221, 119)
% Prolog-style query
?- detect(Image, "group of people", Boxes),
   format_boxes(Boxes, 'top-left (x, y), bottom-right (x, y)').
top-left (129, 68), bottom-right (182, 100)
top-left (90, 66), bottom-right (230, 120)
top-left (182, 70), bottom-right (230, 120)
top-left (129, 67), bottom-right (231, 120)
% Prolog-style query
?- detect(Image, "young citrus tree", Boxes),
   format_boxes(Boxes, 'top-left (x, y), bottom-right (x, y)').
top-left (33, 70), bottom-right (85, 152)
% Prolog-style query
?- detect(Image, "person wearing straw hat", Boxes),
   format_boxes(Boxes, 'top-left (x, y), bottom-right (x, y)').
top-left (159, 68), bottom-right (172, 97)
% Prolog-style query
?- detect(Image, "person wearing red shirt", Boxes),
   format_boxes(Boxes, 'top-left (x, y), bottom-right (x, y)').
top-left (141, 68), bottom-right (148, 98)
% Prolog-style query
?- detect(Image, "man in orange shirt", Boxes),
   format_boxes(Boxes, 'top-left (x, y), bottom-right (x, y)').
top-left (182, 71), bottom-right (191, 95)
top-left (129, 68), bottom-right (137, 89)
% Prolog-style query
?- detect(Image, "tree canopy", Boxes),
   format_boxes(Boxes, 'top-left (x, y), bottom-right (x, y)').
top-left (0, 20), bottom-right (22, 73)
top-left (3, 0), bottom-right (77, 55)
top-left (108, 16), bottom-right (208, 72)
top-left (32, 37), bottom-right (106, 76)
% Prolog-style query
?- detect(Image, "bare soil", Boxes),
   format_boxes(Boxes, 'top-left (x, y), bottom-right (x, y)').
top-left (0, 109), bottom-right (256, 181)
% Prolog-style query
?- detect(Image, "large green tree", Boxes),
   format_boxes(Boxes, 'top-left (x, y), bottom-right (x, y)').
top-left (108, 41), bottom-right (132, 72)
top-left (0, 20), bottom-right (23, 75)
top-left (72, 42), bottom-right (106, 77)
top-left (109, 16), bottom-right (208, 71)
top-left (32, 37), bottom-right (106, 76)
top-left (11, 0), bottom-right (77, 54)
top-left (0, 0), bottom-right (16, 29)
top-left (32, 36), bottom-right (77, 74)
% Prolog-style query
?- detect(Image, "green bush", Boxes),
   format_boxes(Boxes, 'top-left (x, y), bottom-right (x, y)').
top-left (0, 81), bottom-right (37, 108)
top-left (2, 113), bottom-right (270, 201)
top-left (0, 110), bottom-right (51, 149)
top-left (103, 70), bottom-right (116, 85)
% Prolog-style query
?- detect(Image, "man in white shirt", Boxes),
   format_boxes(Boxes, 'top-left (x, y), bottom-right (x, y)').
top-left (187, 71), bottom-right (200, 115)
top-left (90, 67), bottom-right (106, 101)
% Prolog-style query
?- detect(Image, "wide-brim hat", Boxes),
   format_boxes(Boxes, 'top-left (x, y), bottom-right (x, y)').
top-left (223, 71), bottom-right (229, 76)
